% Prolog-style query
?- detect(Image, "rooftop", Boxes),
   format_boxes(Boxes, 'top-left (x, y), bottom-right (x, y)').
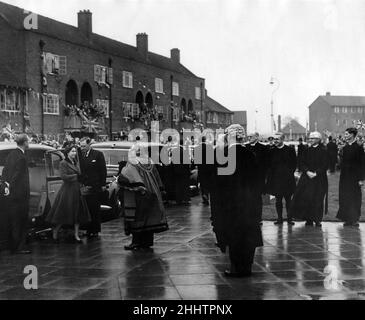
top-left (0, 1), bottom-right (202, 79)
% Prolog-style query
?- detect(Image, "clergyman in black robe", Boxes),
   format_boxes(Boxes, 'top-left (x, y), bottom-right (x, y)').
top-left (327, 136), bottom-right (338, 174)
top-left (246, 132), bottom-right (269, 224)
top-left (265, 133), bottom-right (297, 225)
top-left (337, 128), bottom-right (365, 227)
top-left (211, 125), bottom-right (263, 278)
top-left (291, 132), bottom-right (329, 227)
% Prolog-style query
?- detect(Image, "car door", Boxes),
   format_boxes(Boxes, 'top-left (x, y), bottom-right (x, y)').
top-left (44, 150), bottom-right (64, 212)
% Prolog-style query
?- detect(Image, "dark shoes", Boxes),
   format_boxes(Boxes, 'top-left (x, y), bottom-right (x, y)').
top-left (274, 220), bottom-right (284, 225)
top-left (224, 270), bottom-right (252, 278)
top-left (305, 221), bottom-right (314, 227)
top-left (124, 244), bottom-right (153, 251)
top-left (287, 220), bottom-right (295, 226)
top-left (344, 222), bottom-right (360, 228)
top-left (315, 223), bottom-right (322, 228)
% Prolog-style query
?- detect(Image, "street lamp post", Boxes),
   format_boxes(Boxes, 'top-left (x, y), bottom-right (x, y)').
top-left (270, 77), bottom-right (280, 134)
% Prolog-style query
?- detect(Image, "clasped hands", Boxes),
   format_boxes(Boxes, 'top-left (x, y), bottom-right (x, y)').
top-left (306, 171), bottom-right (317, 179)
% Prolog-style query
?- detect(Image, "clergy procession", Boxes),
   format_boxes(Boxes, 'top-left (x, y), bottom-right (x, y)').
top-left (1, 124), bottom-right (364, 280)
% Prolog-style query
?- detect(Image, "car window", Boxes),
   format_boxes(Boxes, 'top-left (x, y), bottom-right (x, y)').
top-left (26, 149), bottom-right (46, 168)
top-left (45, 151), bottom-right (64, 177)
top-left (97, 149), bottom-right (129, 166)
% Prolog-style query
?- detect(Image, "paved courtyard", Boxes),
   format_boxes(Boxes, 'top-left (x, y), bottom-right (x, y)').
top-left (1, 197), bottom-right (365, 300)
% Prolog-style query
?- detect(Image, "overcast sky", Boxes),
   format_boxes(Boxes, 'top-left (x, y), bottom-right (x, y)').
top-left (4, 0), bottom-right (365, 133)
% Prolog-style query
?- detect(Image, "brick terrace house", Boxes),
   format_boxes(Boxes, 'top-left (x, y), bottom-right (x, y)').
top-left (0, 1), bottom-right (208, 139)
top-left (204, 94), bottom-right (233, 130)
top-left (281, 119), bottom-right (306, 141)
top-left (232, 111), bottom-right (248, 133)
top-left (309, 92), bottom-right (365, 137)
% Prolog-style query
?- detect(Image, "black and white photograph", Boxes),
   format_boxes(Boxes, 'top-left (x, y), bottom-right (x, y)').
top-left (1, 0), bottom-right (365, 305)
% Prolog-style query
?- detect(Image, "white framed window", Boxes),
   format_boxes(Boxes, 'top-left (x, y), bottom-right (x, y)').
top-left (123, 71), bottom-right (133, 88)
top-left (173, 107), bottom-right (180, 121)
top-left (96, 99), bottom-right (109, 118)
top-left (44, 52), bottom-right (67, 75)
top-left (0, 90), bottom-right (5, 111)
top-left (157, 105), bottom-right (169, 121)
top-left (43, 94), bottom-right (59, 115)
top-left (213, 112), bottom-right (219, 124)
top-left (343, 119), bottom-right (347, 125)
top-left (94, 65), bottom-right (108, 85)
top-left (207, 112), bottom-right (213, 123)
top-left (172, 82), bottom-right (179, 97)
top-left (358, 107), bottom-right (363, 113)
top-left (336, 119), bottom-right (340, 126)
top-left (342, 107), bottom-right (347, 113)
top-left (334, 107), bottom-right (340, 113)
top-left (155, 78), bottom-right (164, 93)
top-left (122, 102), bottom-right (140, 118)
top-left (195, 87), bottom-right (201, 100)
top-left (351, 107), bottom-right (356, 113)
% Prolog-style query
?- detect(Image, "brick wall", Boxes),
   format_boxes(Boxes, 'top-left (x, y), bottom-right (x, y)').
top-left (22, 31), bottom-right (205, 136)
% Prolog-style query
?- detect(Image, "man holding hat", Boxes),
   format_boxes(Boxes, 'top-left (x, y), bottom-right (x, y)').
top-left (291, 131), bottom-right (328, 227)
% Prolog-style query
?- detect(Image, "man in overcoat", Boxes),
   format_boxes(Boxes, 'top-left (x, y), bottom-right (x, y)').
top-left (266, 133), bottom-right (297, 225)
top-left (2, 134), bottom-right (31, 254)
top-left (336, 128), bottom-right (365, 227)
top-left (79, 137), bottom-right (107, 238)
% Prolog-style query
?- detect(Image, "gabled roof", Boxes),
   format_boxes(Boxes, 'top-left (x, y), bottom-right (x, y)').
top-left (319, 95), bottom-right (365, 107)
top-left (0, 1), bottom-right (200, 78)
top-left (204, 96), bottom-right (233, 114)
top-left (281, 119), bottom-right (306, 134)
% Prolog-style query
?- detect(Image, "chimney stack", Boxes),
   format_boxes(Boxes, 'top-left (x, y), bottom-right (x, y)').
top-left (326, 92), bottom-right (331, 96)
top-left (78, 10), bottom-right (92, 36)
top-left (171, 48), bottom-right (180, 64)
top-left (136, 33), bottom-right (148, 59)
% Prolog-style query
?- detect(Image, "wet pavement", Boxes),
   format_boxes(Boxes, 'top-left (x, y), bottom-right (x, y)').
top-left (1, 197), bottom-right (365, 300)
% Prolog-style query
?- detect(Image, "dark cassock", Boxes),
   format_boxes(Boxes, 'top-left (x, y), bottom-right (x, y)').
top-left (211, 141), bottom-right (263, 276)
top-left (327, 139), bottom-right (339, 173)
top-left (291, 144), bottom-right (329, 224)
top-left (246, 142), bottom-right (269, 223)
top-left (195, 141), bottom-right (215, 205)
top-left (266, 145), bottom-right (297, 223)
top-left (337, 141), bottom-right (365, 224)
top-left (171, 144), bottom-right (191, 205)
top-left (1, 148), bottom-right (30, 252)
top-left (158, 142), bottom-right (175, 203)
top-left (118, 147), bottom-right (168, 250)
top-left (79, 148), bottom-right (107, 236)
top-left (297, 142), bottom-right (308, 172)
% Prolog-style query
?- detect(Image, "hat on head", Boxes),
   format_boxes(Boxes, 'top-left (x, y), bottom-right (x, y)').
top-left (309, 131), bottom-right (322, 139)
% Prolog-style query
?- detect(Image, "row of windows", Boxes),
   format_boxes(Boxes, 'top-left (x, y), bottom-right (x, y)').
top-left (334, 106), bottom-right (364, 113)
top-left (0, 89), bottom-right (19, 112)
top-left (335, 119), bottom-right (364, 126)
top-left (44, 51), bottom-right (202, 99)
top-left (98, 68), bottom-right (201, 99)
top-left (206, 112), bottom-right (233, 125)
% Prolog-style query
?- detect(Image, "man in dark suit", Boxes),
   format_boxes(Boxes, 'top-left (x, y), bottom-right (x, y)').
top-left (195, 136), bottom-right (214, 205)
top-left (327, 136), bottom-right (338, 174)
top-left (246, 132), bottom-right (269, 224)
top-left (79, 137), bottom-right (107, 238)
top-left (2, 134), bottom-right (31, 254)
